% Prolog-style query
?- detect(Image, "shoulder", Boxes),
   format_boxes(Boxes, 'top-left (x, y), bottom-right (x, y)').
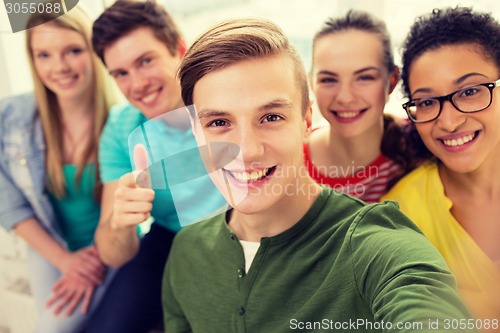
top-left (0, 93), bottom-right (37, 123)
top-left (347, 200), bottom-right (432, 259)
top-left (174, 214), bottom-right (224, 245)
top-left (101, 102), bottom-right (145, 141)
top-left (169, 214), bottom-right (227, 259)
top-left (352, 200), bottom-right (417, 231)
top-left (105, 102), bottom-right (145, 130)
top-left (312, 191), bottom-right (428, 257)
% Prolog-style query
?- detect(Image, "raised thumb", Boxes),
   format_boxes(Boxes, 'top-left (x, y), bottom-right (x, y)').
top-left (133, 144), bottom-right (152, 188)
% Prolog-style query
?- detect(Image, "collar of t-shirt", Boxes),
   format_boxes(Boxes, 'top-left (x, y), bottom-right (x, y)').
top-left (239, 240), bottom-right (260, 273)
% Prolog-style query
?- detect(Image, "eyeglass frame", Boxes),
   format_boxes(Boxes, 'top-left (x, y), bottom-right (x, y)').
top-left (402, 78), bottom-right (500, 124)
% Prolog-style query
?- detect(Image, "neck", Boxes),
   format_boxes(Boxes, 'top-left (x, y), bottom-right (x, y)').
top-left (321, 119), bottom-right (384, 169)
top-left (228, 175), bottom-right (322, 242)
top-left (57, 92), bottom-right (94, 120)
top-left (439, 155), bottom-right (500, 201)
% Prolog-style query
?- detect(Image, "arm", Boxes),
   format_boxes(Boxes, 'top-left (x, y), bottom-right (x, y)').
top-left (14, 218), bottom-right (70, 272)
top-left (350, 203), bottom-right (473, 332)
top-left (95, 145), bottom-right (154, 268)
top-left (94, 180), bottom-right (141, 267)
top-left (14, 218), bottom-right (106, 315)
top-left (1, 157), bottom-right (105, 284)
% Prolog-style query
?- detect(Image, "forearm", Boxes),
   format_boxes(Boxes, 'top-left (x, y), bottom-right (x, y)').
top-left (94, 215), bottom-right (140, 268)
top-left (13, 218), bottom-right (69, 271)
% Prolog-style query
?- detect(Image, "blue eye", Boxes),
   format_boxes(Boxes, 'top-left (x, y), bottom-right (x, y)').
top-left (112, 71), bottom-right (128, 79)
top-left (142, 57), bottom-right (153, 66)
top-left (36, 52), bottom-right (49, 59)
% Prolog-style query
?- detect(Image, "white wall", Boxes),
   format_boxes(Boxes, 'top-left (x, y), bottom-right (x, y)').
top-left (2, 0), bottom-right (500, 101)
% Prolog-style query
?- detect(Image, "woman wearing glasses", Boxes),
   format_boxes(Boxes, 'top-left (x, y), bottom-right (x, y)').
top-left (306, 10), bottom-right (416, 203)
top-left (383, 7), bottom-right (500, 326)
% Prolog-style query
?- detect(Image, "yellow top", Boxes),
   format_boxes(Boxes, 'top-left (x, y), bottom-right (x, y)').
top-left (383, 162), bottom-right (500, 323)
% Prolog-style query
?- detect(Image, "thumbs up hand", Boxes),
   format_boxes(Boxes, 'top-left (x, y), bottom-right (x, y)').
top-left (132, 144), bottom-right (152, 189)
top-left (110, 144), bottom-right (155, 230)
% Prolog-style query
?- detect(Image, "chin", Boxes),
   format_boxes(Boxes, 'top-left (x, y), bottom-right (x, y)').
top-left (438, 156), bottom-right (483, 174)
top-left (232, 197), bottom-right (272, 215)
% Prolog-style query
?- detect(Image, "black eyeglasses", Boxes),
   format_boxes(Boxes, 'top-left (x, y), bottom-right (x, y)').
top-left (402, 79), bottom-right (500, 123)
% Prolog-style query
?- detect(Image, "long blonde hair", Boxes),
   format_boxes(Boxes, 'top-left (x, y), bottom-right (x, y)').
top-left (26, 4), bottom-right (117, 198)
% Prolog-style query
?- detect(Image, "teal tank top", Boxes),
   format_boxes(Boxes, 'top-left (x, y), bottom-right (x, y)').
top-left (49, 163), bottom-right (100, 251)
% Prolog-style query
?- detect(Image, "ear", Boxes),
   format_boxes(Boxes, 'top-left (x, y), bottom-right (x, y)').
top-left (388, 66), bottom-right (400, 94)
top-left (304, 100), bottom-right (313, 140)
top-left (177, 38), bottom-right (188, 58)
top-left (308, 71), bottom-right (315, 91)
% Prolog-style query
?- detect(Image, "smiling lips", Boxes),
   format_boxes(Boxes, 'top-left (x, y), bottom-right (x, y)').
top-left (332, 109), bottom-right (367, 122)
top-left (138, 88), bottom-right (161, 105)
top-left (54, 74), bottom-right (78, 87)
top-left (226, 166), bottom-right (276, 183)
top-left (440, 131), bottom-right (478, 147)
top-left (335, 110), bottom-right (362, 119)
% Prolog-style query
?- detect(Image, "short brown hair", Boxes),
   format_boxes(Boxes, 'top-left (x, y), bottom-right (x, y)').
top-left (92, 0), bottom-right (182, 65)
top-left (179, 18), bottom-right (309, 115)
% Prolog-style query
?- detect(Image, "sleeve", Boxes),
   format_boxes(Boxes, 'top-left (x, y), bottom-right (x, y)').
top-left (0, 96), bottom-right (37, 231)
top-left (0, 155), bottom-right (36, 231)
top-left (98, 114), bottom-right (132, 184)
top-left (162, 236), bottom-right (193, 333)
top-left (349, 202), bottom-right (475, 333)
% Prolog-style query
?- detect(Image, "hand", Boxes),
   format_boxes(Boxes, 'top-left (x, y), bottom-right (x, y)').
top-left (58, 245), bottom-right (106, 285)
top-left (47, 246), bottom-right (107, 316)
top-left (46, 274), bottom-right (95, 316)
top-left (110, 144), bottom-right (155, 229)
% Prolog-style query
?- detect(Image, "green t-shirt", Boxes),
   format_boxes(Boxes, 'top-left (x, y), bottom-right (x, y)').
top-left (163, 186), bottom-right (472, 333)
top-left (49, 163), bottom-right (100, 251)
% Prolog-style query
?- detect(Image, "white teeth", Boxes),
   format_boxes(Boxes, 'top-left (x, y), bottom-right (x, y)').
top-left (56, 76), bottom-right (76, 86)
top-left (231, 168), bottom-right (268, 182)
top-left (443, 133), bottom-right (475, 147)
top-left (141, 91), bottom-right (159, 104)
top-left (336, 111), bottom-right (359, 119)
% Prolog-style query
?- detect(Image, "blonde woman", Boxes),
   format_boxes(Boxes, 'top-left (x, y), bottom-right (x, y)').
top-left (0, 4), bottom-right (117, 332)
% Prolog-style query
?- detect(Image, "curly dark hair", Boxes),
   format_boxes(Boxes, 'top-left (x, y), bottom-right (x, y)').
top-left (401, 7), bottom-right (500, 99)
top-left (92, 0), bottom-right (182, 65)
top-left (401, 7), bottom-right (500, 162)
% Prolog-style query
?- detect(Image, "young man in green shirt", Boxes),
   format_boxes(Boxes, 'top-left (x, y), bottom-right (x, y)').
top-left (159, 18), bottom-right (472, 333)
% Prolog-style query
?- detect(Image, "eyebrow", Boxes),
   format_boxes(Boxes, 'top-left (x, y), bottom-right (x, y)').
top-left (197, 99), bottom-right (293, 119)
top-left (258, 99), bottom-right (293, 112)
top-left (317, 66), bottom-right (381, 76)
top-left (411, 72), bottom-right (489, 95)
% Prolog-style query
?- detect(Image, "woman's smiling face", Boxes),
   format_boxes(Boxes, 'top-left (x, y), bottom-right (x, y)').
top-left (409, 43), bottom-right (500, 173)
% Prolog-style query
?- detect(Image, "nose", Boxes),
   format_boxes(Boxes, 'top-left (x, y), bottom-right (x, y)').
top-left (436, 100), bottom-right (467, 132)
top-left (55, 55), bottom-right (70, 73)
top-left (335, 82), bottom-right (357, 105)
top-left (130, 71), bottom-right (150, 93)
top-left (235, 124), bottom-right (265, 165)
